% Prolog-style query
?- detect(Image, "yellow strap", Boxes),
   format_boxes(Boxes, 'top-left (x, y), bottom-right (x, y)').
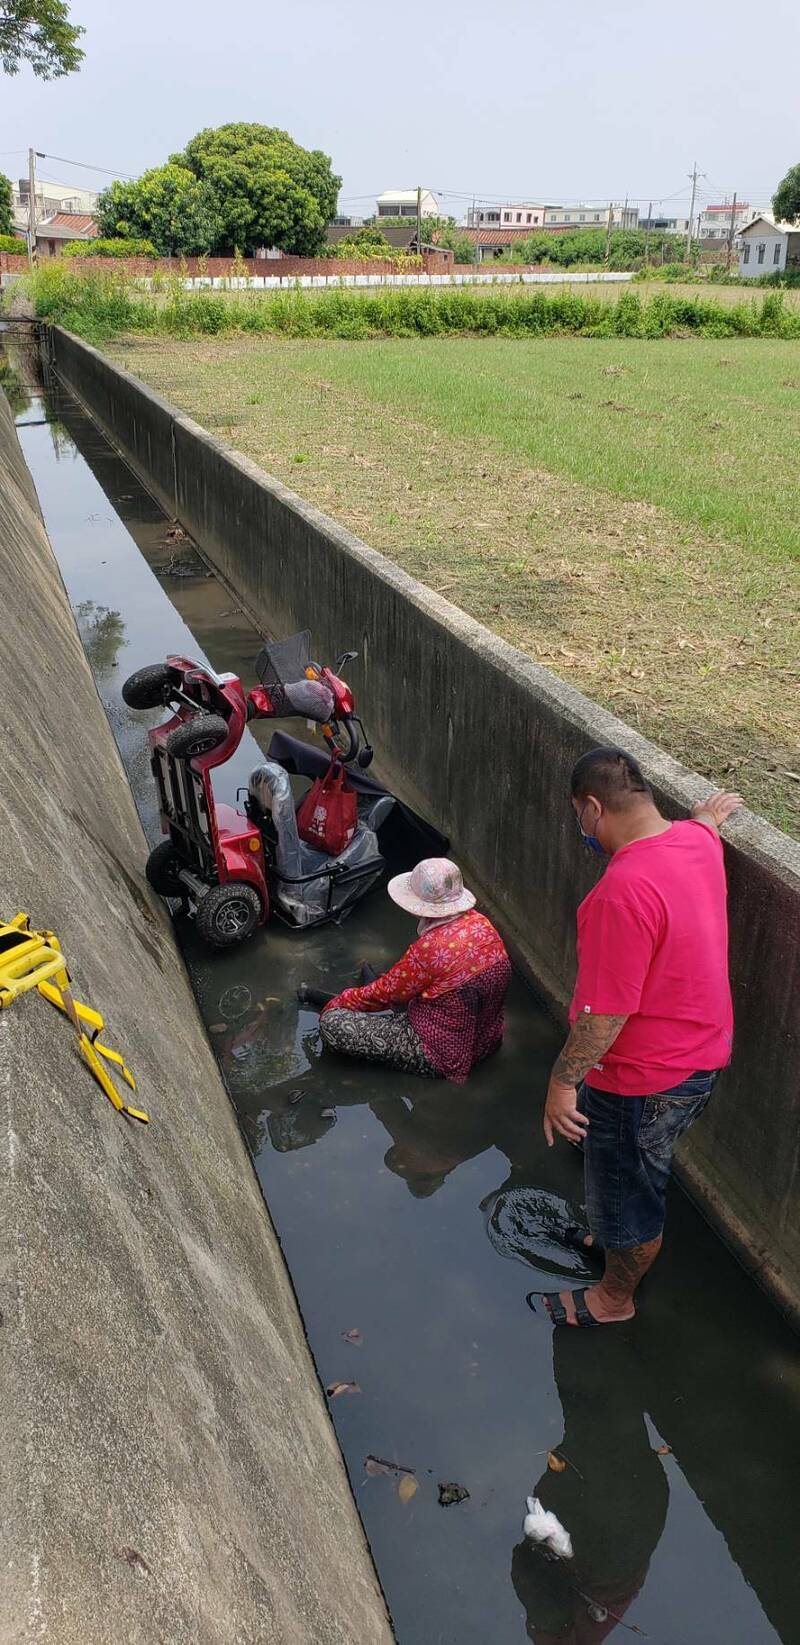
top-left (2, 917), bottom-right (147, 1123)
top-left (38, 978), bottom-right (103, 1033)
top-left (79, 1036), bottom-right (149, 1124)
top-left (94, 1039), bottom-right (136, 1092)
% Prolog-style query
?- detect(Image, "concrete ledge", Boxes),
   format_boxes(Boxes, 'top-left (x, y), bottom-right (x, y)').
top-left (0, 381), bottom-right (392, 1641)
top-left (47, 326), bottom-right (800, 1327)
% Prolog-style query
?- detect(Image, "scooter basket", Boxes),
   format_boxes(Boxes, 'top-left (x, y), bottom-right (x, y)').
top-left (255, 631), bottom-right (312, 688)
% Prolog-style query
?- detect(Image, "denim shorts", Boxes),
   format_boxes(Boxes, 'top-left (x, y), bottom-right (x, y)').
top-left (579, 1070), bottom-right (718, 1249)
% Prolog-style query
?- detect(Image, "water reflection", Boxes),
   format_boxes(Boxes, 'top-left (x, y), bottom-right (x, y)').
top-left (511, 1330), bottom-right (668, 1643)
top-left (73, 600), bottom-right (126, 678)
top-left (0, 347), bottom-right (32, 417)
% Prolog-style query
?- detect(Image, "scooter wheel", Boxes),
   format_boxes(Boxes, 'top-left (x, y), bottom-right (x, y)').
top-left (195, 883), bottom-right (262, 947)
top-left (165, 714), bottom-right (229, 761)
top-left (145, 840), bottom-right (186, 898)
top-left (122, 663), bottom-right (181, 709)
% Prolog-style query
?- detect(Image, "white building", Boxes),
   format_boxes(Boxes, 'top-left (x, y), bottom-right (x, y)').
top-left (639, 214), bottom-right (690, 236)
top-left (12, 178), bottom-right (98, 232)
top-left (697, 202), bottom-right (752, 240)
top-left (737, 215), bottom-right (800, 277)
top-left (467, 202), bottom-right (556, 228)
top-left (375, 189), bottom-right (439, 220)
top-left (543, 203), bottom-right (638, 229)
top-left (466, 200), bottom-right (638, 230)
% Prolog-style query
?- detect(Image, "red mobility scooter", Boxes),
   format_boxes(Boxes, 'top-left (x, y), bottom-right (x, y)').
top-left (122, 632), bottom-right (383, 948)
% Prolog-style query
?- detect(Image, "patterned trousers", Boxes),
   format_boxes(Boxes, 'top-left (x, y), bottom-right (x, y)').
top-left (320, 1008), bottom-right (438, 1078)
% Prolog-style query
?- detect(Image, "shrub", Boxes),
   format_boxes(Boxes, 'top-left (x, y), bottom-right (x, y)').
top-left (634, 261), bottom-right (702, 283)
top-left (0, 233), bottom-right (24, 255)
top-left (24, 263), bottom-right (800, 343)
top-left (61, 237), bottom-right (158, 259)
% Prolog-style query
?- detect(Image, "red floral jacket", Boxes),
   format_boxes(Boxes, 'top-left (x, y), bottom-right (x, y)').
top-left (327, 912), bottom-right (512, 1082)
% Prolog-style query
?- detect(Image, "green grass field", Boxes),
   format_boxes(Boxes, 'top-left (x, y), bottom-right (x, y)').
top-left (109, 332), bottom-right (800, 835)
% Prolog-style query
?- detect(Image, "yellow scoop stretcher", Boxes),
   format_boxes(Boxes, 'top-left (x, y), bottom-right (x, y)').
top-left (0, 914), bottom-right (149, 1124)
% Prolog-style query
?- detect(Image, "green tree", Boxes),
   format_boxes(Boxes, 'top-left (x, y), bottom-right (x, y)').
top-left (0, 171), bottom-right (13, 234)
top-left (335, 224), bottom-right (391, 257)
top-left (510, 226), bottom-right (685, 269)
top-left (435, 222), bottom-right (475, 262)
top-left (772, 163), bottom-right (800, 224)
top-left (1, 0), bottom-right (83, 77)
top-left (173, 123), bottom-right (341, 255)
top-left (96, 165), bottom-right (220, 256)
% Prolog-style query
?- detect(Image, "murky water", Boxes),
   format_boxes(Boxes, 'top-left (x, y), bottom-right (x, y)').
top-left (5, 328), bottom-right (799, 1645)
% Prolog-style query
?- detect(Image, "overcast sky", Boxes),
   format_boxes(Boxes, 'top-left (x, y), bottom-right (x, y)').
top-left (2, 0), bottom-right (797, 217)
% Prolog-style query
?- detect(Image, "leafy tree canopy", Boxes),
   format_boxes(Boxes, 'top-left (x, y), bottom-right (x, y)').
top-left (172, 123), bottom-right (341, 255)
top-left (336, 224), bottom-right (390, 253)
top-left (0, 172), bottom-right (13, 235)
top-left (435, 222), bottom-right (476, 262)
top-left (96, 165), bottom-right (220, 256)
top-left (510, 226), bottom-right (688, 269)
top-left (772, 163), bottom-right (800, 224)
top-left (1, 0), bottom-right (84, 77)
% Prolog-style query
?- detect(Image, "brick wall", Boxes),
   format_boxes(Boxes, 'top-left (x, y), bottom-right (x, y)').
top-left (1, 249), bottom-right (453, 277)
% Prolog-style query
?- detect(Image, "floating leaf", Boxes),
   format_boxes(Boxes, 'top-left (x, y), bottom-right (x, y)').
top-left (655, 1444), bottom-right (672, 1456)
top-left (326, 1381), bottom-right (361, 1399)
top-left (547, 1452), bottom-right (567, 1473)
top-left (342, 1328), bottom-right (363, 1347)
top-left (397, 1473), bottom-right (418, 1504)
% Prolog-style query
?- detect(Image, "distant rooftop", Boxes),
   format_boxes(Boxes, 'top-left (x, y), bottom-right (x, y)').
top-left (38, 213), bottom-right (99, 240)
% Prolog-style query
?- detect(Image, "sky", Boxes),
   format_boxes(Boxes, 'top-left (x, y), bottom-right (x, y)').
top-left (2, 0), bottom-right (798, 219)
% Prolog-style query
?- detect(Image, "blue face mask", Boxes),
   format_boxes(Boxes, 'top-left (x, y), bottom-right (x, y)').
top-left (577, 802), bottom-right (606, 856)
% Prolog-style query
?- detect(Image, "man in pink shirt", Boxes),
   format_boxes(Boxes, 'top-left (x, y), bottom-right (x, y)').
top-left (529, 747), bottom-right (742, 1329)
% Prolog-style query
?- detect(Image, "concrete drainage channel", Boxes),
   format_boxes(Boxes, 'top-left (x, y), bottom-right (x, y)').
top-left (3, 325), bottom-right (800, 1642)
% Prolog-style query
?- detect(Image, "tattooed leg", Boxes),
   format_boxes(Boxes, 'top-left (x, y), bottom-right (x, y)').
top-left (547, 1236), bottom-right (663, 1325)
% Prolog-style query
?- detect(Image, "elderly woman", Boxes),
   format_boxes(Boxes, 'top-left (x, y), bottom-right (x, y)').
top-left (317, 858), bottom-right (512, 1084)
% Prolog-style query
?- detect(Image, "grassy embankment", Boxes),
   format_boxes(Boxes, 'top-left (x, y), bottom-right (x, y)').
top-left (12, 264), bottom-right (797, 827)
top-left (107, 332), bottom-right (800, 835)
top-left (15, 261), bottom-right (800, 343)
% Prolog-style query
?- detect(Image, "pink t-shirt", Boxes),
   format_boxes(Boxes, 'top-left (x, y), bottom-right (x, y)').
top-left (569, 819), bottom-right (734, 1096)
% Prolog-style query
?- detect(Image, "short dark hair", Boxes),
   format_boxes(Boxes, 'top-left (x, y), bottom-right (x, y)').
top-left (570, 747), bottom-right (652, 809)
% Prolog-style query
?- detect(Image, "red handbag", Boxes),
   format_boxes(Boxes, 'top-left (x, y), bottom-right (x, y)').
top-left (296, 758), bottom-right (358, 857)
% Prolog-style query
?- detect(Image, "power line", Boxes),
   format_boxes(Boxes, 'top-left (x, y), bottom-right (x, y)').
top-left (38, 150), bottom-right (135, 179)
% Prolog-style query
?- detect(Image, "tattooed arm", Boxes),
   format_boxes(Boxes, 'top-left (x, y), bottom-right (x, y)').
top-left (543, 1014), bottom-right (628, 1146)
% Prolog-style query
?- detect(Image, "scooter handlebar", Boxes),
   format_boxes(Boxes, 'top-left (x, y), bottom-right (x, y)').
top-left (327, 716), bottom-right (360, 764)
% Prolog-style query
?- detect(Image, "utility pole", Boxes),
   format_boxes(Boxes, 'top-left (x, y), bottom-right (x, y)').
top-left (472, 196), bottom-right (479, 266)
top-left (604, 201), bottom-right (614, 263)
top-left (685, 161), bottom-right (700, 260)
top-left (416, 184), bottom-right (422, 256)
top-left (27, 146), bottom-right (37, 268)
top-left (726, 191), bottom-right (738, 272)
top-left (644, 199), bottom-right (652, 265)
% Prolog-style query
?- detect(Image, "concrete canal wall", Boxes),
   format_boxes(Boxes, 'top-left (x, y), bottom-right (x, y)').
top-left (47, 325), bottom-right (800, 1326)
top-left (0, 382), bottom-right (392, 1642)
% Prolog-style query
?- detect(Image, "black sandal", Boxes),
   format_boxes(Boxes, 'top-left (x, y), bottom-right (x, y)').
top-left (526, 1287), bottom-right (601, 1328)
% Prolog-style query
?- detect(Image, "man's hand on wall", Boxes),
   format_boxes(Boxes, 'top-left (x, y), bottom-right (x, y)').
top-left (692, 791), bottom-right (744, 832)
